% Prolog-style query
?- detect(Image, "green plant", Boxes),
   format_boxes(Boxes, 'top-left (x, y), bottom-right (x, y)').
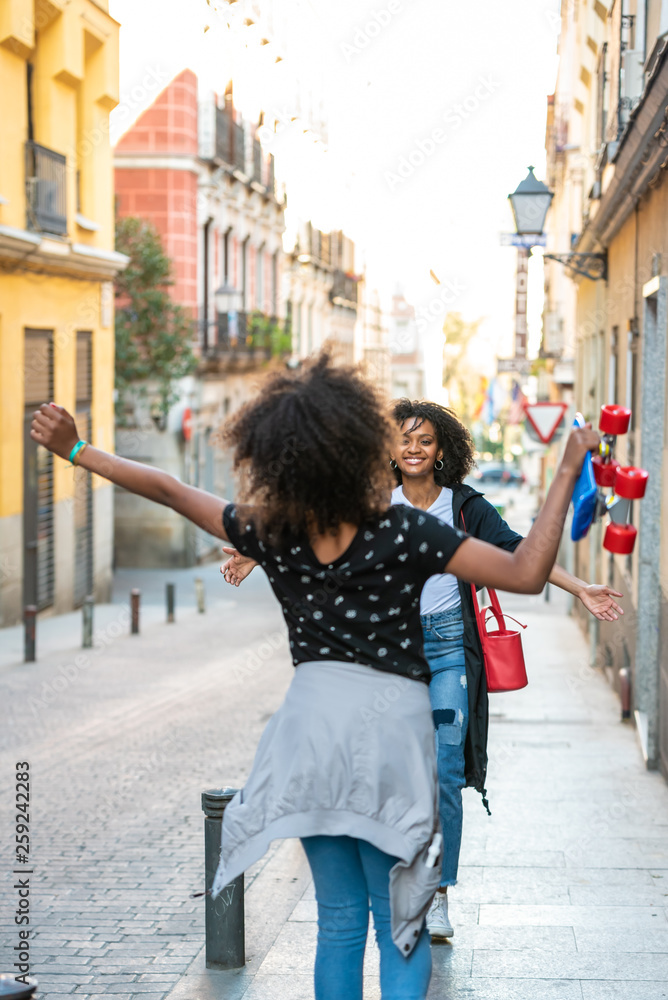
top-left (114, 216), bottom-right (197, 425)
top-left (247, 311), bottom-right (292, 357)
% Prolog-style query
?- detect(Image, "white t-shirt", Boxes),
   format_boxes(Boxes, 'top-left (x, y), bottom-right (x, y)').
top-left (391, 485), bottom-right (462, 616)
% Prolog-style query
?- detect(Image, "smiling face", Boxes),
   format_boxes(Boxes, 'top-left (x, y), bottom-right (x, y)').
top-left (392, 417), bottom-right (443, 481)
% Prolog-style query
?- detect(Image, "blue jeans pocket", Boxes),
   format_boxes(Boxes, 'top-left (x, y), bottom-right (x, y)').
top-left (424, 618), bottom-right (464, 644)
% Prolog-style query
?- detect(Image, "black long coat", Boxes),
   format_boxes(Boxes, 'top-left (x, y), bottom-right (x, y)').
top-left (449, 483), bottom-right (523, 810)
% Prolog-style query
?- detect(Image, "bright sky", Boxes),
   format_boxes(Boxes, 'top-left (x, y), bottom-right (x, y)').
top-left (109, 0), bottom-right (561, 389)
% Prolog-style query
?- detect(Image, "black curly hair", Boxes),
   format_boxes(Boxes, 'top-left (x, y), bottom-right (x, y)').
top-left (391, 398), bottom-right (476, 487)
top-left (224, 353), bottom-right (395, 544)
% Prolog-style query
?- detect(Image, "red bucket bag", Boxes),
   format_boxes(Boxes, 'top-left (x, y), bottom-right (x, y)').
top-left (461, 511), bottom-right (529, 693)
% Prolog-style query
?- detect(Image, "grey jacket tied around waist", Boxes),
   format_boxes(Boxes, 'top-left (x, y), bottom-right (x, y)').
top-left (211, 660), bottom-right (442, 956)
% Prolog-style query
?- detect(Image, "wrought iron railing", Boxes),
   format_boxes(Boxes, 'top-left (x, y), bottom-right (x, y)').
top-left (214, 106), bottom-right (232, 164)
top-left (233, 121), bottom-right (246, 174)
top-left (252, 138), bottom-right (262, 185)
top-left (25, 141), bottom-right (67, 235)
top-left (330, 270), bottom-right (359, 306)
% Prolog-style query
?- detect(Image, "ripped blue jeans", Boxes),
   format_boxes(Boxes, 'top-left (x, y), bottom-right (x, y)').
top-left (421, 605), bottom-right (468, 887)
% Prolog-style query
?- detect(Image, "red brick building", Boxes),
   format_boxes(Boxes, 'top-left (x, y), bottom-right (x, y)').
top-left (113, 69), bottom-right (288, 567)
top-left (115, 68), bottom-right (199, 315)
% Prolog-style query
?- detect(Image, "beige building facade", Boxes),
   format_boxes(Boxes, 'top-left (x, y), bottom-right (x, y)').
top-left (545, 0), bottom-right (668, 777)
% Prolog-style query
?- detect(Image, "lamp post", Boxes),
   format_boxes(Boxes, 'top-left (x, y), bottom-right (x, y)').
top-left (508, 166), bottom-right (554, 236)
top-left (508, 167), bottom-right (607, 281)
top-left (214, 282), bottom-right (244, 348)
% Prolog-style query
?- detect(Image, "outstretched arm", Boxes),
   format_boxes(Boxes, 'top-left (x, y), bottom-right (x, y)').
top-left (548, 564), bottom-right (623, 621)
top-left (446, 425), bottom-right (600, 594)
top-left (31, 404), bottom-right (230, 541)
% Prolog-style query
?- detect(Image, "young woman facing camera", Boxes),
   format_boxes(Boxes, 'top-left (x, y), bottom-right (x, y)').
top-left (389, 399), bottom-right (622, 940)
top-left (31, 356), bottom-right (600, 1000)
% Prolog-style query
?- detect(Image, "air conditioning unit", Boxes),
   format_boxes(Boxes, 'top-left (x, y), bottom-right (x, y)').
top-left (620, 49), bottom-right (644, 126)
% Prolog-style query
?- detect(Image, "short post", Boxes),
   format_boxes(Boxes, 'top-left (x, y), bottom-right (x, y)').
top-left (166, 582), bottom-right (175, 623)
top-left (201, 788), bottom-right (244, 970)
top-left (82, 595), bottom-right (94, 649)
top-left (24, 605), bottom-right (37, 663)
top-left (618, 667), bottom-right (631, 720)
top-left (195, 576), bottom-right (206, 614)
top-left (130, 588), bottom-right (140, 635)
top-left (0, 973), bottom-right (38, 997)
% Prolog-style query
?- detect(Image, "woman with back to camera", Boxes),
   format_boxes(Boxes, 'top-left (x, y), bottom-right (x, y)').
top-left (223, 394), bottom-right (624, 943)
top-left (31, 355), bottom-right (600, 1000)
top-left (389, 398), bottom-right (623, 940)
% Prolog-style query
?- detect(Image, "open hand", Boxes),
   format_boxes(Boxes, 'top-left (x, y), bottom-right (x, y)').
top-left (220, 547), bottom-right (258, 587)
top-left (30, 404), bottom-right (79, 460)
top-left (578, 584), bottom-right (624, 621)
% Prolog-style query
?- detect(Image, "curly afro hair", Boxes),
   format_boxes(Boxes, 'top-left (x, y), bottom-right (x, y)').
top-left (224, 353), bottom-right (395, 544)
top-left (391, 398), bottom-right (476, 487)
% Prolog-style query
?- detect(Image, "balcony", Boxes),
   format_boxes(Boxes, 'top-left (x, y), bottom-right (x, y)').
top-left (213, 107), bottom-right (246, 174)
top-left (252, 138), bottom-right (262, 185)
top-left (200, 311), bottom-right (290, 374)
top-left (330, 270), bottom-right (359, 309)
top-left (233, 121), bottom-right (246, 174)
top-left (25, 141), bottom-right (67, 235)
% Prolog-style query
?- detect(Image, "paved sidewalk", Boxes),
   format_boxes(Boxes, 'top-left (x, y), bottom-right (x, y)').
top-left (165, 590), bottom-right (668, 1000)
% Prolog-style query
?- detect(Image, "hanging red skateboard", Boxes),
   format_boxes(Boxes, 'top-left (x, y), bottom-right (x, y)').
top-left (571, 405), bottom-right (648, 555)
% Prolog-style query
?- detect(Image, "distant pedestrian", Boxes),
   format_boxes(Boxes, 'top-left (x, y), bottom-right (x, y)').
top-left (30, 354), bottom-right (599, 1000)
top-left (389, 398), bottom-right (623, 940)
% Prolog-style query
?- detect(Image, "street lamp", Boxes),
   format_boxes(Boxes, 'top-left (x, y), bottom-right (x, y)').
top-left (214, 282), bottom-right (244, 345)
top-left (214, 282), bottom-right (243, 315)
top-left (508, 166), bottom-right (553, 235)
top-left (508, 167), bottom-right (607, 281)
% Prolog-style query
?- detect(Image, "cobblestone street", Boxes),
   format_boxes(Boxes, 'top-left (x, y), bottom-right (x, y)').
top-left (2, 543), bottom-right (668, 999)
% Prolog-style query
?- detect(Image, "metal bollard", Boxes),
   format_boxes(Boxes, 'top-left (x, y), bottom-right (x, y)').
top-left (131, 588), bottom-right (140, 635)
top-left (24, 605), bottom-right (37, 663)
top-left (166, 582), bottom-right (175, 623)
top-left (618, 667), bottom-right (631, 720)
top-left (82, 594), bottom-right (94, 648)
top-left (195, 577), bottom-right (206, 614)
top-left (0, 974), bottom-right (38, 997)
top-left (201, 788), bottom-right (244, 969)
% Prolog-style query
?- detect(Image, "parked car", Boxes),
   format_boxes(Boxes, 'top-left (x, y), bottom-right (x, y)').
top-left (467, 462), bottom-right (526, 487)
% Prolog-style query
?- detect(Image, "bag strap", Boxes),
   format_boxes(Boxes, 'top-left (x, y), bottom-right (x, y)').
top-left (483, 610), bottom-right (528, 631)
top-left (460, 508), bottom-right (527, 634)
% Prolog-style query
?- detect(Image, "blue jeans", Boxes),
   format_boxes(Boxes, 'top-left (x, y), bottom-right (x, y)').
top-left (421, 605), bottom-right (468, 888)
top-left (301, 835), bottom-right (432, 1000)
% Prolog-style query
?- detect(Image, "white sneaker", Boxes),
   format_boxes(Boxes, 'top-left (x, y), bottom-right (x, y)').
top-left (426, 891), bottom-right (454, 939)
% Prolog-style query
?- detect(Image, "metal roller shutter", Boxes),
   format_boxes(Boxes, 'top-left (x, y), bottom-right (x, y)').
top-left (74, 332), bottom-right (93, 606)
top-left (23, 330), bottom-right (55, 610)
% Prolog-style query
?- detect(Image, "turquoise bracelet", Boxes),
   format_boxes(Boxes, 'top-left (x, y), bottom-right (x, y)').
top-left (69, 440), bottom-right (88, 466)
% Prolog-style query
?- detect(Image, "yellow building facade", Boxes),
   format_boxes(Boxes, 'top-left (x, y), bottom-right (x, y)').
top-left (0, 0), bottom-right (127, 625)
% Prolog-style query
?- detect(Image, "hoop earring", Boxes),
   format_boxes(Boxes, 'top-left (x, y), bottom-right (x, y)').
top-left (434, 459), bottom-right (444, 471)
top-left (389, 459), bottom-right (398, 469)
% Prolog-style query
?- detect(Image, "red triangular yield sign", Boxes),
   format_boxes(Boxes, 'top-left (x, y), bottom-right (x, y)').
top-left (522, 402), bottom-right (568, 444)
